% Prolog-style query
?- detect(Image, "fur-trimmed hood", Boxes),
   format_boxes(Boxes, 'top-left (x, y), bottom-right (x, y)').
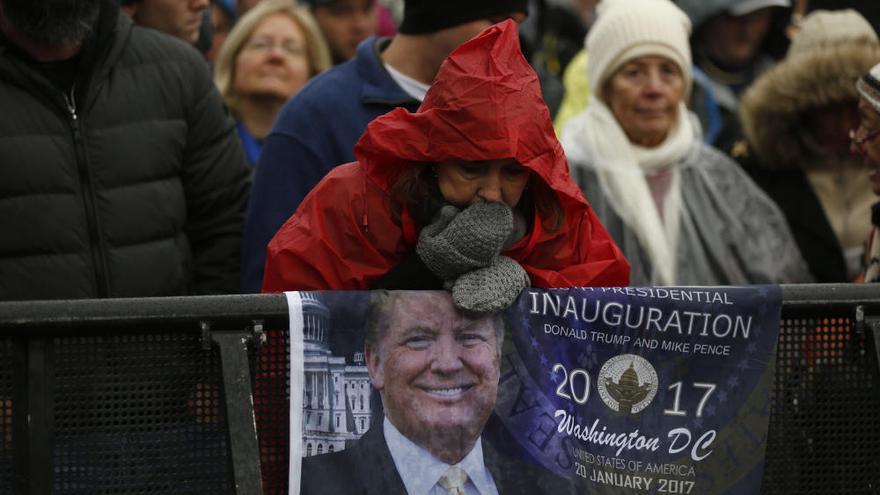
top-left (739, 39), bottom-right (880, 170)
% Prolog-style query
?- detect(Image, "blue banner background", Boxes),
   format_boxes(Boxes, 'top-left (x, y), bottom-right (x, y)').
top-left (496, 286), bottom-right (782, 494)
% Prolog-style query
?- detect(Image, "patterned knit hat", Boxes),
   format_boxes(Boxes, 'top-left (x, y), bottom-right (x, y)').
top-left (858, 63), bottom-right (880, 113)
top-left (587, 0), bottom-right (692, 100)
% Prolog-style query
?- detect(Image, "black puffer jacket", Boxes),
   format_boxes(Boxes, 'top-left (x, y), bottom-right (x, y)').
top-left (0, 1), bottom-right (250, 300)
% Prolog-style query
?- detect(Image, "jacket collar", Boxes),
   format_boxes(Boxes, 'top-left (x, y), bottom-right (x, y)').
top-left (356, 36), bottom-right (421, 107)
top-left (350, 422), bottom-right (409, 495)
top-left (89, 0), bottom-right (130, 83)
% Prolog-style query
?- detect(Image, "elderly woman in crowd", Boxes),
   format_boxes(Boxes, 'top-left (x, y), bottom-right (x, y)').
top-left (214, 0), bottom-right (331, 165)
top-left (732, 10), bottom-right (880, 282)
top-left (262, 20), bottom-right (629, 313)
top-left (853, 62), bottom-right (880, 282)
top-left (560, 0), bottom-right (809, 285)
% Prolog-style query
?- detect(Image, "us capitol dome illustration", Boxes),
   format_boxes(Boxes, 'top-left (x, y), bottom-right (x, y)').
top-left (605, 362), bottom-right (653, 414)
top-left (299, 293), bottom-right (371, 457)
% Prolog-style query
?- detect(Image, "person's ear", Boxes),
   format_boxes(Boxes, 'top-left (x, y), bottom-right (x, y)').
top-left (365, 347), bottom-right (384, 391)
top-left (121, 2), bottom-right (140, 19)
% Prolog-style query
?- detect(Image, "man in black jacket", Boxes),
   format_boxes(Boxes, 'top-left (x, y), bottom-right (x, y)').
top-left (0, 0), bottom-right (250, 300)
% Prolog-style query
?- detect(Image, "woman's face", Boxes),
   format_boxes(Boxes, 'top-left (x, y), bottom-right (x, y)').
top-left (233, 13), bottom-right (310, 102)
top-left (435, 158), bottom-right (530, 209)
top-left (806, 102), bottom-right (860, 157)
top-left (853, 97), bottom-right (880, 195)
top-left (604, 55), bottom-right (685, 148)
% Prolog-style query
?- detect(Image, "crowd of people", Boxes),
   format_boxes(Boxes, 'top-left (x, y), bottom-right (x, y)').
top-left (2, 0), bottom-right (879, 304)
top-left (4, 0), bottom-right (880, 492)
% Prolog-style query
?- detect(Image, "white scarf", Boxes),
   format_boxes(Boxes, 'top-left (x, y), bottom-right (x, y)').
top-left (566, 97), bottom-right (695, 285)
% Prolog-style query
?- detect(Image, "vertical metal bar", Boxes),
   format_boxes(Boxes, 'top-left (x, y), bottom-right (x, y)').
top-left (211, 330), bottom-right (263, 495)
top-left (869, 318), bottom-right (880, 378)
top-left (11, 338), bottom-right (27, 494)
top-left (29, 338), bottom-right (53, 495)
top-left (856, 306), bottom-right (880, 377)
top-left (12, 338), bottom-right (53, 494)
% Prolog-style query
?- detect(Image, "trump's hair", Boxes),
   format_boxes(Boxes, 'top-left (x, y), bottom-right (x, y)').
top-left (365, 290), bottom-right (505, 357)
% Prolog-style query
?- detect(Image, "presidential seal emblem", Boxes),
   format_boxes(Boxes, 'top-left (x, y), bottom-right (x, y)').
top-left (597, 354), bottom-right (657, 414)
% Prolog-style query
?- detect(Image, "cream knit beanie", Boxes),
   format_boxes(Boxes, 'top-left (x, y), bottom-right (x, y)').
top-left (587, 0), bottom-right (692, 101)
top-left (788, 9), bottom-right (877, 58)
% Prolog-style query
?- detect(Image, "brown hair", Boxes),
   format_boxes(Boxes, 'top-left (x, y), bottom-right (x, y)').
top-left (388, 163), bottom-right (564, 232)
top-left (365, 290), bottom-right (505, 357)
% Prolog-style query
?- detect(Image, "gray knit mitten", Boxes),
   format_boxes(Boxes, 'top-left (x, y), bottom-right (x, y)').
top-left (416, 202), bottom-right (514, 281)
top-left (451, 256), bottom-right (530, 314)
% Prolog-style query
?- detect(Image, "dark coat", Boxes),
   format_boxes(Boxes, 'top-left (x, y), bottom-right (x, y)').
top-left (0, 0), bottom-right (250, 300)
top-left (739, 158), bottom-right (848, 283)
top-left (719, 118), bottom-right (846, 282)
top-left (299, 422), bottom-right (574, 495)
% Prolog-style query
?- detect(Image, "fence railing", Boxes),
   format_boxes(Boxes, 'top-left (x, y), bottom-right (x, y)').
top-left (0, 285), bottom-right (878, 494)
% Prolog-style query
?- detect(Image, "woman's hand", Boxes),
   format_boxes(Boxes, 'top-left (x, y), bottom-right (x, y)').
top-left (416, 201), bottom-right (514, 281)
top-left (451, 256), bottom-right (530, 314)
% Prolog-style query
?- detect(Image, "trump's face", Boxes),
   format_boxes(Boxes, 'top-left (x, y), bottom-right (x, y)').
top-left (367, 292), bottom-right (500, 463)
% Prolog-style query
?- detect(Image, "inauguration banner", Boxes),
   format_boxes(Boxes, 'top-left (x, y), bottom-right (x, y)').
top-left (286, 286), bottom-right (782, 495)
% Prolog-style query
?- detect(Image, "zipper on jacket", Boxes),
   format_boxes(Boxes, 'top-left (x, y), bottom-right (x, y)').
top-left (65, 86), bottom-right (111, 298)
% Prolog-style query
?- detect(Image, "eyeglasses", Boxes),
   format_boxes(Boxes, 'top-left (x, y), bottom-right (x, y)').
top-left (243, 37), bottom-right (305, 58)
top-left (849, 127), bottom-right (880, 156)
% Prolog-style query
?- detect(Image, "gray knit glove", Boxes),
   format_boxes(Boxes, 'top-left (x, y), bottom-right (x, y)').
top-left (416, 202), bottom-right (514, 281)
top-left (451, 256), bottom-right (530, 314)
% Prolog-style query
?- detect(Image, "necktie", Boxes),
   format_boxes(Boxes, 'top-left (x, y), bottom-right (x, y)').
top-left (437, 466), bottom-right (469, 495)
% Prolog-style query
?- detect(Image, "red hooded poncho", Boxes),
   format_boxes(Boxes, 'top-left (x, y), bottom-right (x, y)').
top-left (262, 20), bottom-right (629, 291)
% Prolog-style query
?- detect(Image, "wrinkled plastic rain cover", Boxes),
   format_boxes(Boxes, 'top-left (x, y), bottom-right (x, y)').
top-left (262, 19), bottom-right (629, 293)
top-left (287, 286), bottom-right (782, 495)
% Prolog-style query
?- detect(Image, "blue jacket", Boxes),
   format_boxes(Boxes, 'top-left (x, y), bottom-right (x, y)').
top-left (241, 36), bottom-right (420, 292)
top-left (236, 120), bottom-right (262, 166)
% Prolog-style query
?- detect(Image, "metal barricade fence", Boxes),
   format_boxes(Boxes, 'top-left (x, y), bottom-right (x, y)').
top-left (0, 285), bottom-right (878, 494)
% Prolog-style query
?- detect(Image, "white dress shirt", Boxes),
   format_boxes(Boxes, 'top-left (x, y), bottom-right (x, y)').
top-left (385, 63), bottom-right (430, 102)
top-left (383, 417), bottom-right (500, 495)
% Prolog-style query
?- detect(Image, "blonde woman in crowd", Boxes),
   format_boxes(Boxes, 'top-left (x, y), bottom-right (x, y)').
top-left (214, 0), bottom-right (331, 165)
top-left (560, 0), bottom-right (810, 285)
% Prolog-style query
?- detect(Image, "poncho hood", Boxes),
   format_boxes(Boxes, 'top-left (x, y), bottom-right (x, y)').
top-left (354, 19), bottom-right (586, 214)
top-left (262, 20), bottom-right (629, 291)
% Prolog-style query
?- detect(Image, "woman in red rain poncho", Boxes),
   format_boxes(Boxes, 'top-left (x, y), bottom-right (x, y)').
top-left (262, 20), bottom-right (629, 311)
